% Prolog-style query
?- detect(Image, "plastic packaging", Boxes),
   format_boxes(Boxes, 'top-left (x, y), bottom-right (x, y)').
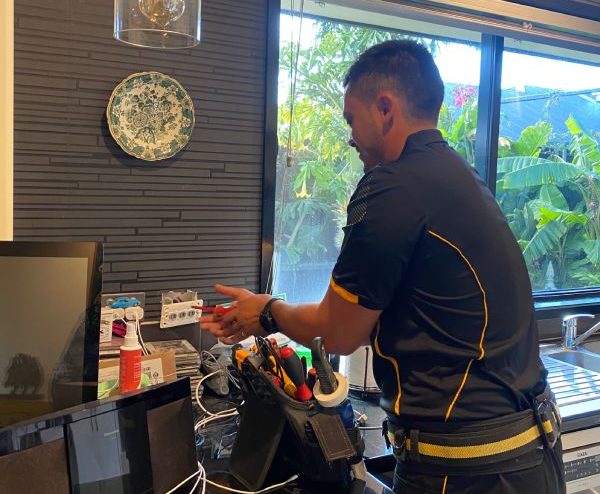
top-left (119, 321), bottom-right (142, 393)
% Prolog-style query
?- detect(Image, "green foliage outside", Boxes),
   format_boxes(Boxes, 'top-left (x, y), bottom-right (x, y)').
top-left (276, 19), bottom-right (600, 291)
top-left (497, 116), bottom-right (600, 290)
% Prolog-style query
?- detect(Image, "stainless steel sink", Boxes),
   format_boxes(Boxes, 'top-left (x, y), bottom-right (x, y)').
top-left (581, 340), bottom-right (600, 354)
top-left (543, 352), bottom-right (600, 411)
top-left (547, 350), bottom-right (600, 374)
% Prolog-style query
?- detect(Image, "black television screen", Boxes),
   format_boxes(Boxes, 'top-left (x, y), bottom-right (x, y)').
top-left (0, 241), bottom-right (102, 428)
top-left (0, 378), bottom-right (197, 494)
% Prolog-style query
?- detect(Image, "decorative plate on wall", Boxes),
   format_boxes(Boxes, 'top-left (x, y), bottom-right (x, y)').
top-left (107, 71), bottom-right (194, 161)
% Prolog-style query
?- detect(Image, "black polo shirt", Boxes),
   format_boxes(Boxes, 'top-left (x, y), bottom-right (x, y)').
top-left (331, 129), bottom-right (546, 426)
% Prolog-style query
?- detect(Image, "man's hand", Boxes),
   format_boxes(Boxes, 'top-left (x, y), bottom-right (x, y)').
top-left (199, 284), bottom-right (272, 345)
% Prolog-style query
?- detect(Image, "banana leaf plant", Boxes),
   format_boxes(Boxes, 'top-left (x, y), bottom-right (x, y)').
top-left (497, 117), bottom-right (600, 289)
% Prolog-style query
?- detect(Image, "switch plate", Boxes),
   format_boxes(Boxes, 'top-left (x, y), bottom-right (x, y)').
top-left (160, 299), bottom-right (203, 329)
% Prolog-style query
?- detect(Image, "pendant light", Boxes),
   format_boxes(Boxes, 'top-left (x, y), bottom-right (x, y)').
top-left (114, 0), bottom-right (201, 49)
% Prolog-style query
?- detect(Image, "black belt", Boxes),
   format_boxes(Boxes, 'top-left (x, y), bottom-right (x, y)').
top-left (384, 399), bottom-right (561, 468)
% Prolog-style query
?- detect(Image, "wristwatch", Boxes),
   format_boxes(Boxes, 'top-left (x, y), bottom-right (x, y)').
top-left (259, 297), bottom-right (282, 334)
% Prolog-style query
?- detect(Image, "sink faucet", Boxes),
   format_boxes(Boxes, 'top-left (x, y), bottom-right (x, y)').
top-left (562, 314), bottom-right (598, 349)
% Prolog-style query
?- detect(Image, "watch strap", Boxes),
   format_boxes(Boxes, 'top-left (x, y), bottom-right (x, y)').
top-left (260, 297), bottom-right (282, 334)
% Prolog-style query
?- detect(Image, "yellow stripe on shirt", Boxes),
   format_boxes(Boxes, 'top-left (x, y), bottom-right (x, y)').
top-left (329, 276), bottom-right (359, 304)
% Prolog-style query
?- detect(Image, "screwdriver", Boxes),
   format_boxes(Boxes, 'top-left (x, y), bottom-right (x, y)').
top-left (268, 355), bottom-right (297, 398)
top-left (193, 305), bottom-right (235, 317)
top-left (281, 347), bottom-right (312, 401)
top-left (231, 344), bottom-right (251, 371)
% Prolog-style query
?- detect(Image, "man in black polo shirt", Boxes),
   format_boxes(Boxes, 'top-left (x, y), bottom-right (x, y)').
top-left (201, 40), bottom-right (565, 493)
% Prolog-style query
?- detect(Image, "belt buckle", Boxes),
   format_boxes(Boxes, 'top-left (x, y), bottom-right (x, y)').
top-left (537, 400), bottom-right (560, 448)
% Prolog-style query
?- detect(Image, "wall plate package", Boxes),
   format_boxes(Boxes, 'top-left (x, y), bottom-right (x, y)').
top-left (100, 292), bottom-right (146, 343)
top-left (102, 292), bottom-right (145, 314)
top-left (99, 308), bottom-right (120, 343)
top-left (160, 290), bottom-right (202, 329)
top-left (100, 292), bottom-right (146, 340)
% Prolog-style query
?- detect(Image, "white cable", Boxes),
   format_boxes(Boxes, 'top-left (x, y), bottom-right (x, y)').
top-left (196, 370), bottom-right (235, 416)
top-left (167, 460), bottom-right (298, 494)
top-left (203, 473), bottom-right (299, 494)
top-left (201, 350), bottom-right (241, 388)
top-left (188, 470), bottom-right (202, 494)
top-left (164, 463), bottom-right (202, 494)
top-left (133, 314), bottom-right (149, 356)
top-left (193, 370), bottom-right (242, 431)
top-left (353, 408), bottom-right (368, 425)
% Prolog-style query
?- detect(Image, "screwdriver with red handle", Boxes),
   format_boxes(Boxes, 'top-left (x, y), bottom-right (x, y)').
top-left (193, 305), bottom-right (235, 317)
top-left (280, 346), bottom-right (312, 401)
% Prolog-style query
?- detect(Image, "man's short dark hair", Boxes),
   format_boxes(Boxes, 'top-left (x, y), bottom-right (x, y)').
top-left (343, 39), bottom-right (445, 123)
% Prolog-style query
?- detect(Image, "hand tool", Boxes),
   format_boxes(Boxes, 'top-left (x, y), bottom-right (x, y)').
top-left (281, 347), bottom-right (312, 401)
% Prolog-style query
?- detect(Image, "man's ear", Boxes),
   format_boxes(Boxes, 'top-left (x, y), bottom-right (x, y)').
top-left (377, 93), bottom-right (394, 135)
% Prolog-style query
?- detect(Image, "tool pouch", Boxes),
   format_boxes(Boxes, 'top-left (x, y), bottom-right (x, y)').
top-left (229, 359), bottom-right (365, 492)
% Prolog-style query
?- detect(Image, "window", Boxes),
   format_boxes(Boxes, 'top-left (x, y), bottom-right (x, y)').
top-left (266, 2), bottom-right (600, 311)
top-left (271, 13), bottom-right (481, 303)
top-left (496, 42), bottom-right (600, 292)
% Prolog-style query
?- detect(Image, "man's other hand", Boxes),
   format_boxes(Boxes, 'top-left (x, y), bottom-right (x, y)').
top-left (199, 284), bottom-right (272, 345)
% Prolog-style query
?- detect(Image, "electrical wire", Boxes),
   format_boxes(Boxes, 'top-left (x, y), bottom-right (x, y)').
top-left (165, 461), bottom-right (298, 494)
top-left (285, 0), bottom-right (305, 167)
top-left (201, 350), bottom-right (240, 388)
top-left (194, 369), bottom-right (242, 431)
top-left (189, 471), bottom-right (203, 494)
top-left (266, 0), bottom-right (306, 294)
top-left (135, 315), bottom-right (149, 356)
top-left (164, 462), bottom-right (202, 494)
top-left (203, 472), bottom-right (299, 494)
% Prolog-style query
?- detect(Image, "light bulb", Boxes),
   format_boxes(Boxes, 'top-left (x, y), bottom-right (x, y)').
top-left (138, 0), bottom-right (185, 28)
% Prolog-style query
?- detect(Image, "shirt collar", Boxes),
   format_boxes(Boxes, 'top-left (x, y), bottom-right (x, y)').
top-left (403, 128), bottom-right (446, 152)
top-left (375, 129), bottom-right (446, 170)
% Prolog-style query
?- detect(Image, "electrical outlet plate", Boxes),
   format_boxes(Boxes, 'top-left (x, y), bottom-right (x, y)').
top-left (160, 298), bottom-right (203, 329)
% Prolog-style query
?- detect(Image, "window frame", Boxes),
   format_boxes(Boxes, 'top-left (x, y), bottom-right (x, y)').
top-left (260, 0), bottom-right (600, 320)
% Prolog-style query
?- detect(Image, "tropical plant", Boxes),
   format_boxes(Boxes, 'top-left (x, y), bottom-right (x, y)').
top-left (275, 20), bottom-right (438, 267)
top-left (497, 117), bottom-right (600, 289)
top-left (439, 85), bottom-right (478, 164)
top-left (274, 14), bottom-right (600, 296)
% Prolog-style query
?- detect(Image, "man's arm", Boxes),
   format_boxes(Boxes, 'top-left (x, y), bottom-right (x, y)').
top-left (270, 285), bottom-right (381, 354)
top-left (200, 283), bottom-right (381, 355)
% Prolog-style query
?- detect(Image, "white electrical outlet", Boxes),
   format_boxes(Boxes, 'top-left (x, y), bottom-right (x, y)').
top-left (125, 306), bottom-right (144, 321)
top-left (160, 298), bottom-right (203, 329)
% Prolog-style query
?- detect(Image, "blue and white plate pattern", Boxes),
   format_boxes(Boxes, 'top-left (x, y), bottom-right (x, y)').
top-left (107, 71), bottom-right (194, 161)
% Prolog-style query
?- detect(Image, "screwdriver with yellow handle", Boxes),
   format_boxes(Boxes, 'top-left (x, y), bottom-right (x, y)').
top-left (268, 355), bottom-right (297, 398)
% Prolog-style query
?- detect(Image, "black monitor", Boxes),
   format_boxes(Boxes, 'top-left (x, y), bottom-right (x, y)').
top-left (0, 241), bottom-right (102, 428)
top-left (0, 378), bottom-right (197, 494)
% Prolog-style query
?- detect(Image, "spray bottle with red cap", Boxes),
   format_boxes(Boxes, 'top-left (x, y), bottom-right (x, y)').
top-left (119, 321), bottom-right (142, 393)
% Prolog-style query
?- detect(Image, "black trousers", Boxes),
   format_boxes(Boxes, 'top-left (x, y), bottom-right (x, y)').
top-left (393, 440), bottom-right (566, 494)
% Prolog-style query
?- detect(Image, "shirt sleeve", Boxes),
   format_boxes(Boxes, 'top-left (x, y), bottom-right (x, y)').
top-left (331, 166), bottom-right (427, 310)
